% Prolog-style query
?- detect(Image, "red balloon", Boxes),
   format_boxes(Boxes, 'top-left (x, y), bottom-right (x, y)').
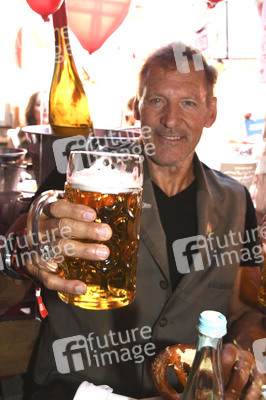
top-left (26, 0), bottom-right (64, 21)
top-left (67, 0), bottom-right (132, 54)
top-left (207, 0), bottom-right (224, 9)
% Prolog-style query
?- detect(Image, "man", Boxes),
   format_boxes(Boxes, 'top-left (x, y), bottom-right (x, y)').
top-left (0, 43), bottom-right (265, 399)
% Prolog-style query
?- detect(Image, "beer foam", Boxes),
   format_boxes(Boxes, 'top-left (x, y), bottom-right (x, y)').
top-left (68, 158), bottom-right (142, 194)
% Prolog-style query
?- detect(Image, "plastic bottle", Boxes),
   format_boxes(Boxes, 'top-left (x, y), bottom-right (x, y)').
top-left (182, 310), bottom-right (227, 400)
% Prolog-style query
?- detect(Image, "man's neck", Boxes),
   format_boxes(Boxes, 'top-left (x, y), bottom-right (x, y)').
top-left (147, 156), bottom-right (195, 197)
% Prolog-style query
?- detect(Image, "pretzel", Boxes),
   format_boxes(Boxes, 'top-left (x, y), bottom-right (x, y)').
top-left (151, 344), bottom-right (196, 400)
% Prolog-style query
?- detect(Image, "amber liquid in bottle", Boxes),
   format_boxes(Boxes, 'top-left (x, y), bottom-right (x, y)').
top-left (258, 245), bottom-right (266, 306)
top-left (49, 1), bottom-right (93, 137)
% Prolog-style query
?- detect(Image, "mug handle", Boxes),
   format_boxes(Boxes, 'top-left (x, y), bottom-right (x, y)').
top-left (151, 344), bottom-right (196, 400)
top-left (27, 190), bottom-right (65, 263)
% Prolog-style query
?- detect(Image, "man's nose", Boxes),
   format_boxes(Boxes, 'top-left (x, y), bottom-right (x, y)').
top-left (160, 103), bottom-right (182, 128)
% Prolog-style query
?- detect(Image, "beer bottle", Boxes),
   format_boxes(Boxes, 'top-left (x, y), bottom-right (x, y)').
top-left (49, 0), bottom-right (93, 137)
top-left (182, 310), bottom-right (227, 400)
top-left (258, 214), bottom-right (266, 306)
top-left (258, 251), bottom-right (266, 306)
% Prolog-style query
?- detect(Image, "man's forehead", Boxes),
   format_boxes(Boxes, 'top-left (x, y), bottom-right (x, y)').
top-left (145, 62), bottom-right (206, 87)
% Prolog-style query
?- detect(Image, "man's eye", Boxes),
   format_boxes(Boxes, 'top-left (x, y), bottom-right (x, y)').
top-left (184, 100), bottom-right (196, 106)
top-left (150, 98), bottom-right (161, 104)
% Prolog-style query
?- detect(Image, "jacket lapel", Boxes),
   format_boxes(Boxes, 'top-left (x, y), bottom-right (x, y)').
top-left (140, 162), bottom-right (170, 281)
top-left (194, 155), bottom-right (224, 238)
top-left (174, 156), bottom-right (225, 290)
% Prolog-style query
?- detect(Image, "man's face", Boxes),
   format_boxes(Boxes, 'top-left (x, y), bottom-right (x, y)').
top-left (135, 63), bottom-right (217, 168)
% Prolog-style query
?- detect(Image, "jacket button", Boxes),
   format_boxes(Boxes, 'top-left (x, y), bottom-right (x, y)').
top-left (159, 318), bottom-right (167, 327)
top-left (159, 280), bottom-right (168, 289)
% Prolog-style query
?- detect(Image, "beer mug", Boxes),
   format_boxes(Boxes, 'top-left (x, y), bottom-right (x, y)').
top-left (28, 151), bottom-right (143, 310)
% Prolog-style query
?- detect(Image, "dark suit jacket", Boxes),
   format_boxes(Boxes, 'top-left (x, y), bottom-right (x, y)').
top-left (32, 154), bottom-right (247, 398)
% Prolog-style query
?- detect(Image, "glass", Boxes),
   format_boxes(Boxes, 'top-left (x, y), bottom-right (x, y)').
top-left (182, 335), bottom-right (225, 399)
top-left (28, 150), bottom-right (143, 310)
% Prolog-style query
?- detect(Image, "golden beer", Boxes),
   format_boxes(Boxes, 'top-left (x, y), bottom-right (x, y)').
top-left (58, 184), bottom-right (143, 309)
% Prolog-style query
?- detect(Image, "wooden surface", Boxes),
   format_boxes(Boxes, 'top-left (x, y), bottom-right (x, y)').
top-left (0, 318), bottom-right (40, 376)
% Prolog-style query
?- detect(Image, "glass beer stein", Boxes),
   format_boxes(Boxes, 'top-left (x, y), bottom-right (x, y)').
top-left (28, 151), bottom-right (143, 310)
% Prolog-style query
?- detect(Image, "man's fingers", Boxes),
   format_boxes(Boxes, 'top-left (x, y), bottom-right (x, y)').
top-left (224, 356), bottom-right (254, 399)
top-left (30, 252), bottom-right (60, 272)
top-left (33, 238), bottom-right (110, 262)
top-left (39, 217), bottom-right (112, 242)
top-left (221, 343), bottom-right (264, 400)
top-left (58, 238), bottom-right (110, 260)
top-left (243, 368), bottom-right (266, 400)
top-left (25, 198), bottom-right (112, 295)
top-left (44, 199), bottom-right (96, 221)
top-left (25, 259), bottom-right (87, 295)
top-left (222, 343), bottom-right (238, 385)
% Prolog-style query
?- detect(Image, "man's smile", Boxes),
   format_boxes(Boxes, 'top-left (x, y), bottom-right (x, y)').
top-left (155, 131), bottom-right (187, 142)
top-left (160, 135), bottom-right (184, 141)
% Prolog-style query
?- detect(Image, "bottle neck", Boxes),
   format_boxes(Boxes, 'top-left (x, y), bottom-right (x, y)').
top-left (52, 0), bottom-right (73, 63)
top-left (54, 25), bottom-right (73, 63)
top-left (197, 332), bottom-right (222, 351)
top-left (53, 0), bottom-right (67, 29)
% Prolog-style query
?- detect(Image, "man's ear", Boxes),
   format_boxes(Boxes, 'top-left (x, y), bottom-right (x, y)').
top-left (205, 97), bottom-right (217, 128)
top-left (134, 97), bottom-right (141, 121)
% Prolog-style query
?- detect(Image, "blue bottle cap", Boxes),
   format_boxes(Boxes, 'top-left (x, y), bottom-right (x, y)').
top-left (197, 310), bottom-right (227, 338)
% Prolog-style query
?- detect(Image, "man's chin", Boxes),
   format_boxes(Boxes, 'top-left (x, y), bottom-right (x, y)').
top-left (147, 154), bottom-right (181, 168)
top-left (146, 150), bottom-right (195, 168)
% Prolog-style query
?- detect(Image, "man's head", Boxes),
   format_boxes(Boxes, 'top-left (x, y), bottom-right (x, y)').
top-left (136, 42), bottom-right (218, 106)
top-left (134, 42), bottom-right (218, 169)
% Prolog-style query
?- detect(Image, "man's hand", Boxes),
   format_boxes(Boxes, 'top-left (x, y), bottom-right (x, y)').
top-left (25, 199), bottom-right (112, 295)
top-left (222, 343), bottom-right (265, 399)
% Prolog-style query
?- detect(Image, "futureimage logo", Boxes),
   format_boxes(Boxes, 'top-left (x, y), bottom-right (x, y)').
top-left (52, 335), bottom-right (91, 374)
top-left (173, 41), bottom-right (204, 74)
top-left (172, 228), bottom-right (264, 274)
top-left (172, 235), bottom-right (211, 274)
top-left (54, 27), bottom-right (73, 63)
top-left (52, 326), bottom-right (156, 374)
top-left (52, 135), bottom-right (88, 174)
top-left (52, 127), bottom-right (155, 174)
top-left (253, 338), bottom-right (266, 374)
top-left (0, 227), bottom-right (74, 271)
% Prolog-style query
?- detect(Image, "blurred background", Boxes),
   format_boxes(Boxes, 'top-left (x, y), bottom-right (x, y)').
top-left (0, 0), bottom-right (265, 188)
top-left (0, 0), bottom-right (265, 132)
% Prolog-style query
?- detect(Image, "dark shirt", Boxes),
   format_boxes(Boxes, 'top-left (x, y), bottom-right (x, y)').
top-left (152, 180), bottom-right (197, 290)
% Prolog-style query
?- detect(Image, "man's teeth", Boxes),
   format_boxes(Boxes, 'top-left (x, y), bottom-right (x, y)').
top-left (162, 135), bottom-right (182, 140)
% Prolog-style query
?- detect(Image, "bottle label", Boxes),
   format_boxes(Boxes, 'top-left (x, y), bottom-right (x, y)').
top-left (197, 335), bottom-right (220, 350)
